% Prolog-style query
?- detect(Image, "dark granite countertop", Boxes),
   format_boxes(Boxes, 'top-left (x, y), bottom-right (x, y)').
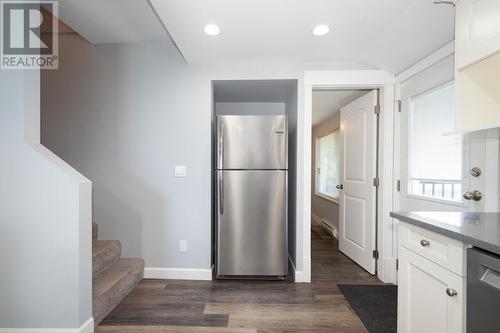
top-left (390, 211), bottom-right (500, 255)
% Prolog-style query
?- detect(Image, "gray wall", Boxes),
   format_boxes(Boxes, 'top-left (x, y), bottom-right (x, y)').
top-left (311, 112), bottom-right (340, 232)
top-left (41, 34), bottom-right (374, 272)
top-left (215, 103), bottom-right (285, 115)
top-left (1, 71), bottom-right (92, 328)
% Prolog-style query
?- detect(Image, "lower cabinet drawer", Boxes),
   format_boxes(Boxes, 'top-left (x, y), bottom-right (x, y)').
top-left (399, 222), bottom-right (467, 276)
top-left (398, 246), bottom-right (465, 333)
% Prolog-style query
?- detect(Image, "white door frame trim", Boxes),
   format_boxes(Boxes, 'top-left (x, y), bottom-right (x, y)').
top-left (297, 70), bottom-right (397, 283)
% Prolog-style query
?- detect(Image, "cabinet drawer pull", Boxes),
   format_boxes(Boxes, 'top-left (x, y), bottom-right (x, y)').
top-left (420, 239), bottom-right (430, 247)
top-left (446, 288), bottom-right (457, 297)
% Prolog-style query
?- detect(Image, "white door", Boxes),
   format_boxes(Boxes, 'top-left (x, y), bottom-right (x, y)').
top-left (398, 246), bottom-right (464, 333)
top-left (339, 90), bottom-right (378, 274)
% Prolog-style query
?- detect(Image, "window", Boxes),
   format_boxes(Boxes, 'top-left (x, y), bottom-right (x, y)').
top-left (315, 129), bottom-right (340, 200)
top-left (409, 82), bottom-right (463, 202)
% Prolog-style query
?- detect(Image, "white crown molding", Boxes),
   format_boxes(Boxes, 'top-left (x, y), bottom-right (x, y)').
top-left (144, 267), bottom-right (212, 280)
top-left (0, 317), bottom-right (94, 333)
top-left (396, 41), bottom-right (455, 83)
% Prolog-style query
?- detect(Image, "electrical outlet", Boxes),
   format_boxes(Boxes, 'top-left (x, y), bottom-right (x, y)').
top-left (179, 240), bottom-right (188, 252)
top-left (174, 165), bottom-right (186, 177)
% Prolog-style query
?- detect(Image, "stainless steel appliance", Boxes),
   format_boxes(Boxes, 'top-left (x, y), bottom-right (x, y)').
top-left (216, 115), bottom-right (288, 278)
top-left (467, 247), bottom-right (500, 332)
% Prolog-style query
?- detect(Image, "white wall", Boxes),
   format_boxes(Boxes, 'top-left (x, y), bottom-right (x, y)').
top-left (0, 71), bottom-right (92, 329)
top-left (41, 34), bottom-right (375, 275)
top-left (311, 113), bottom-right (340, 233)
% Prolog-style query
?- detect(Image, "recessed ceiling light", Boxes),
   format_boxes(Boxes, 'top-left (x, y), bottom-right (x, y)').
top-left (312, 24), bottom-right (330, 36)
top-left (204, 24), bottom-right (220, 36)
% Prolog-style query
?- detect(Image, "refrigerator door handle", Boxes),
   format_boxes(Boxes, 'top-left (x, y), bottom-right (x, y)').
top-left (219, 171), bottom-right (224, 215)
top-left (218, 122), bottom-right (224, 169)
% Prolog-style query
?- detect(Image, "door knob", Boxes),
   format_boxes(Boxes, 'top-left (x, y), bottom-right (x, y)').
top-left (463, 190), bottom-right (482, 201)
top-left (336, 184), bottom-right (343, 190)
top-left (446, 288), bottom-right (458, 297)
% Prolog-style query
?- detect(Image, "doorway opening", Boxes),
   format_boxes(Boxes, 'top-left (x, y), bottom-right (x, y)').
top-left (299, 70), bottom-right (397, 284)
top-left (310, 88), bottom-right (382, 282)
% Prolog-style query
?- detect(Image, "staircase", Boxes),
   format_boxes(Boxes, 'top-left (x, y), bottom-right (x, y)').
top-left (92, 223), bottom-right (144, 325)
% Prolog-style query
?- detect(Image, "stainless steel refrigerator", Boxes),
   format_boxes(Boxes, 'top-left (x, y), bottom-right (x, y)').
top-left (216, 115), bottom-right (288, 278)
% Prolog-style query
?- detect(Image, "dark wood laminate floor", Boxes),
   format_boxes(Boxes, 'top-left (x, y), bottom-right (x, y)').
top-left (96, 221), bottom-right (381, 333)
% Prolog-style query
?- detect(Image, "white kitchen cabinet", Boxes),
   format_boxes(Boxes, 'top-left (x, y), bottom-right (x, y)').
top-left (398, 246), bottom-right (466, 333)
top-left (456, 0), bottom-right (500, 70)
top-left (454, 0), bottom-right (500, 133)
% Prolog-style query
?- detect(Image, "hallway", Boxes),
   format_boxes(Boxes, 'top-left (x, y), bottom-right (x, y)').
top-left (311, 220), bottom-right (381, 284)
top-left (95, 221), bottom-right (380, 333)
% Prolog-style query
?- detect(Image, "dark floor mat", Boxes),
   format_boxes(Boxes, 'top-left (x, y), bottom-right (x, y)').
top-left (338, 284), bottom-right (397, 333)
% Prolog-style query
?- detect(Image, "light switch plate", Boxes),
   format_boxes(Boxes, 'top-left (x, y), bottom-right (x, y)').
top-left (179, 240), bottom-right (187, 252)
top-left (174, 165), bottom-right (186, 177)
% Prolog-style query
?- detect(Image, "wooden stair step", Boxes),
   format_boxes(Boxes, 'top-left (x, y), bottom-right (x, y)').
top-left (93, 258), bottom-right (145, 325)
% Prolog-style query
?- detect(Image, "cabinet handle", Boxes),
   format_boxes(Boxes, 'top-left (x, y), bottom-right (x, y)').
top-left (420, 239), bottom-right (430, 247)
top-left (446, 288), bottom-right (457, 297)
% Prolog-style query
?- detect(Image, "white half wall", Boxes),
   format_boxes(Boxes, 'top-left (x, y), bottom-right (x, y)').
top-left (0, 70), bottom-right (92, 329)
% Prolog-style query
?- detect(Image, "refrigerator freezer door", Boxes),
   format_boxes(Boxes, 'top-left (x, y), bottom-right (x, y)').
top-left (217, 115), bottom-right (287, 170)
top-left (217, 170), bottom-right (287, 276)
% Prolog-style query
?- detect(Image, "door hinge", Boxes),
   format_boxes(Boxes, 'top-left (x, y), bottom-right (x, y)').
top-left (395, 100), bottom-right (402, 112)
top-left (373, 177), bottom-right (380, 187)
top-left (396, 259), bottom-right (399, 270)
top-left (372, 250), bottom-right (379, 259)
top-left (374, 104), bottom-right (381, 115)
top-left (397, 180), bottom-right (401, 192)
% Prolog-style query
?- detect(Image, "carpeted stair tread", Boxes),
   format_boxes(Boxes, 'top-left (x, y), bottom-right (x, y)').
top-left (93, 223), bottom-right (98, 240)
top-left (93, 258), bottom-right (145, 325)
top-left (93, 240), bottom-right (121, 278)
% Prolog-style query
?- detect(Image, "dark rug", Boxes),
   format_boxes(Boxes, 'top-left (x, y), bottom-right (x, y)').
top-left (338, 284), bottom-right (397, 333)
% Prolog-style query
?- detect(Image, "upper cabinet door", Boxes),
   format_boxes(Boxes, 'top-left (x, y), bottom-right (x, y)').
top-left (456, 0), bottom-right (500, 69)
top-left (217, 115), bottom-right (287, 170)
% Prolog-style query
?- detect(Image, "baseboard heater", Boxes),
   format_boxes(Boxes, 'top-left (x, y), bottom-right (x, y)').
top-left (319, 219), bottom-right (338, 239)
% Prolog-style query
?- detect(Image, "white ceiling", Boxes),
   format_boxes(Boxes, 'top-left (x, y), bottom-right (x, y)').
top-left (312, 90), bottom-right (369, 126)
top-left (149, 0), bottom-right (455, 73)
top-left (56, 0), bottom-right (169, 44)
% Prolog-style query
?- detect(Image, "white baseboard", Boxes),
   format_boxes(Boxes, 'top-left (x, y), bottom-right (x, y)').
top-left (294, 269), bottom-right (305, 282)
top-left (302, 256), bottom-right (311, 282)
top-left (79, 318), bottom-right (93, 333)
top-left (0, 317), bottom-right (94, 333)
top-left (144, 267), bottom-right (212, 280)
top-left (288, 254), bottom-right (306, 282)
